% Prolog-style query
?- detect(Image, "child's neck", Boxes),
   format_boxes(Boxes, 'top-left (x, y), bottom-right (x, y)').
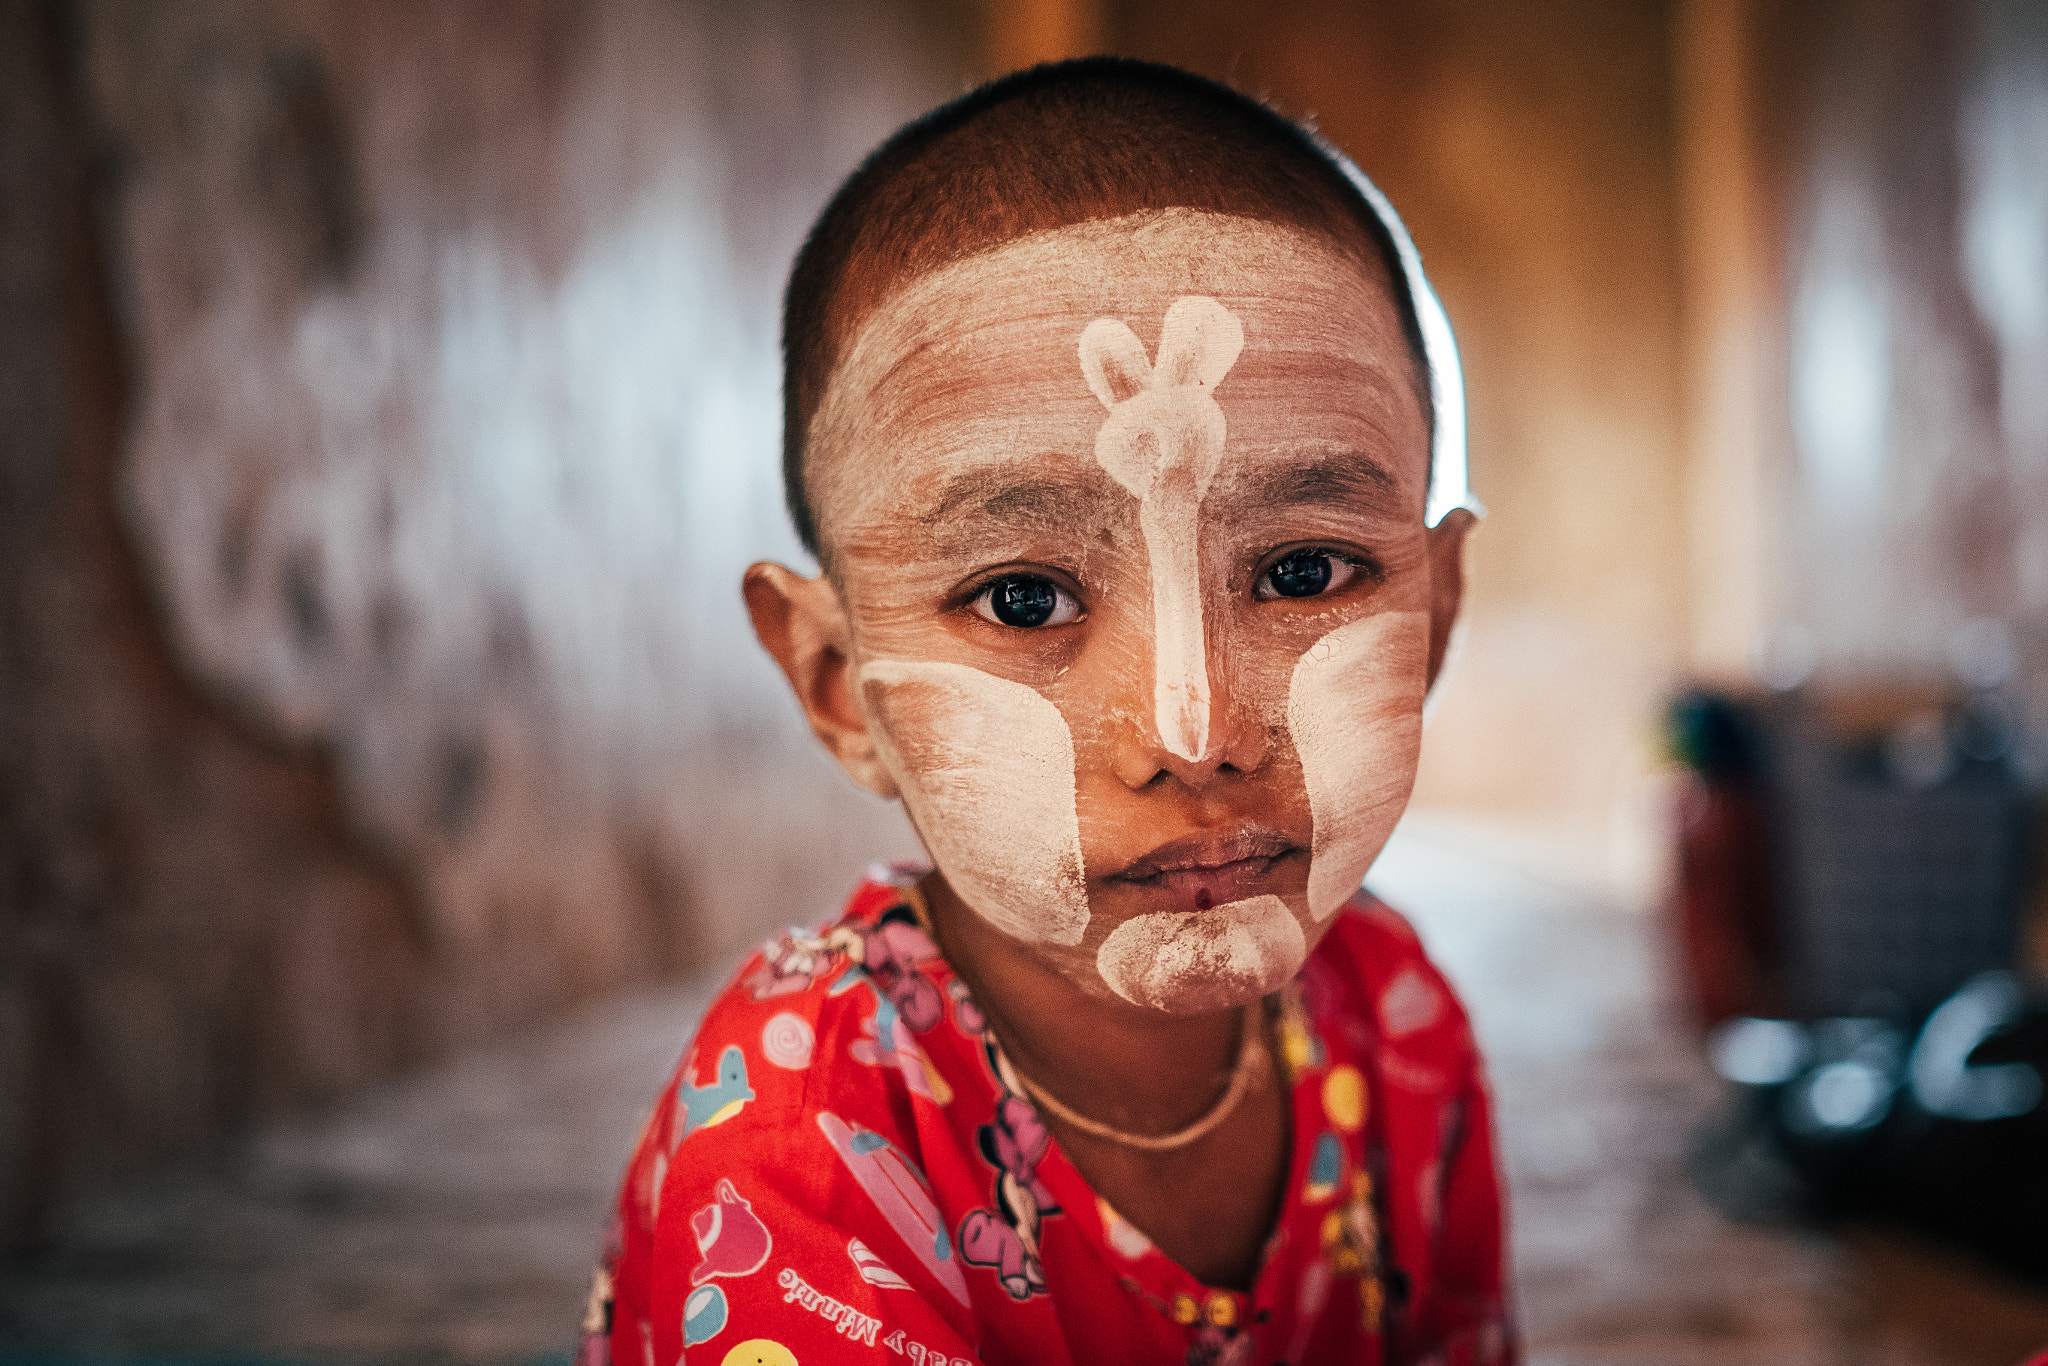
top-left (922, 871), bottom-right (1247, 1132)
top-left (923, 871), bottom-right (1293, 1288)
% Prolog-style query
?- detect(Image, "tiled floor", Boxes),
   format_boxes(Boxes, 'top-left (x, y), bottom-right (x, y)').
top-left (4, 817), bottom-right (2046, 1364)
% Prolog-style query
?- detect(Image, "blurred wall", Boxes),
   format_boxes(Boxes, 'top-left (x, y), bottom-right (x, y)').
top-left (1763, 0), bottom-right (2048, 728)
top-left (2, 0), bottom-right (967, 1246)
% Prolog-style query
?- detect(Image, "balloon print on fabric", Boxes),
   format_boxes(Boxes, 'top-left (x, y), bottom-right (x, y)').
top-left (719, 1342), bottom-right (798, 1366)
top-left (682, 1283), bottom-right (729, 1347)
top-left (689, 1179), bottom-right (773, 1286)
top-left (815, 1111), bottom-right (970, 1306)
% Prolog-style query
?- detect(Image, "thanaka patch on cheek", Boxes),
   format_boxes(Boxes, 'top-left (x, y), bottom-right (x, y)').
top-left (1078, 295), bottom-right (1244, 763)
top-left (859, 659), bottom-right (1090, 947)
top-left (1095, 895), bottom-right (1307, 1014)
top-left (1288, 611), bottom-right (1429, 919)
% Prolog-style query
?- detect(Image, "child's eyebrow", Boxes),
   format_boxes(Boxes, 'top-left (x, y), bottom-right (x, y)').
top-left (1224, 449), bottom-right (1407, 515)
top-left (919, 464), bottom-right (1108, 534)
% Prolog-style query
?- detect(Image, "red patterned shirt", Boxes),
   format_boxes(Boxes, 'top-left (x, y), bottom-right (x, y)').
top-left (585, 871), bottom-right (1515, 1366)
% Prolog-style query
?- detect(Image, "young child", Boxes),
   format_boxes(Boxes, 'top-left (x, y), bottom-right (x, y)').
top-left (584, 59), bottom-right (1512, 1366)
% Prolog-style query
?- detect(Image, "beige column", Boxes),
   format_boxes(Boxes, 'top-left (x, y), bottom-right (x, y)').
top-left (1675, 0), bottom-right (1777, 683)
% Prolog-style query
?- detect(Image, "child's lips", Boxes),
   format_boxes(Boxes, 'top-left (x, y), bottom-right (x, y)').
top-left (1107, 827), bottom-right (1300, 912)
top-left (1148, 855), bottom-right (1284, 910)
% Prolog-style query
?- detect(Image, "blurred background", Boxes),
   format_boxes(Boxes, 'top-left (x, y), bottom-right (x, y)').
top-left (4, 0), bottom-right (2047, 1362)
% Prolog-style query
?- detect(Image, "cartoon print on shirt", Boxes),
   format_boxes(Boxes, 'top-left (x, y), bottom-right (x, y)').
top-left (598, 880), bottom-right (1515, 1366)
top-left (856, 907), bottom-right (945, 1031)
top-left (743, 922), bottom-right (866, 1001)
top-left (682, 1282), bottom-right (729, 1347)
top-left (674, 1045), bottom-right (756, 1145)
top-left (814, 903), bottom-right (951, 1102)
top-left (957, 1040), bottom-right (1061, 1300)
top-left (946, 978), bottom-right (985, 1035)
top-left (846, 1236), bottom-right (914, 1290)
top-left (958, 1208), bottom-right (1045, 1301)
top-left (816, 1110), bottom-right (971, 1306)
top-left (843, 983), bottom-right (954, 1105)
top-left (690, 1179), bottom-right (773, 1286)
top-left (1305, 1131), bottom-right (1344, 1203)
top-left (981, 1094), bottom-right (1058, 1216)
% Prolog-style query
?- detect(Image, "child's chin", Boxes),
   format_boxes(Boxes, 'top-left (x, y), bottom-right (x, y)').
top-left (1091, 893), bottom-right (1310, 1014)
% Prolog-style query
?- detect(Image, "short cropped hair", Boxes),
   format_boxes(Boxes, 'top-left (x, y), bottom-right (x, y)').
top-left (781, 56), bottom-right (1430, 559)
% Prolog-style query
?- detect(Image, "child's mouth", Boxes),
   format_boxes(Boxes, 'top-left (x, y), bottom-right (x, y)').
top-left (1109, 827), bottom-right (1300, 913)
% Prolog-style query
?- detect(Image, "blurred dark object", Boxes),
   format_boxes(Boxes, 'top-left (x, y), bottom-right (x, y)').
top-left (1770, 690), bottom-right (2036, 1022)
top-left (1667, 690), bottom-right (1781, 1024)
top-left (1694, 975), bottom-right (2048, 1284)
top-left (1667, 687), bottom-right (2038, 1027)
top-left (1676, 678), bottom-right (2048, 1281)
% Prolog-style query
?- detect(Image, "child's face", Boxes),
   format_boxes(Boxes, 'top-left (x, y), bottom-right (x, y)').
top-left (754, 210), bottom-right (1463, 1014)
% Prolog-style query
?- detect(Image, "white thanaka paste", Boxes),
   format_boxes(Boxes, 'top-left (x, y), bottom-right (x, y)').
top-left (1096, 895), bottom-right (1307, 1014)
top-left (859, 658), bottom-right (1090, 946)
top-left (1078, 297), bottom-right (1245, 762)
top-left (1287, 611), bottom-right (1429, 919)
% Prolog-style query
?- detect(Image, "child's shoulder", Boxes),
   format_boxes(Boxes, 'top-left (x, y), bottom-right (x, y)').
top-left (630, 872), bottom-right (954, 1203)
top-left (1303, 888), bottom-right (1482, 1076)
top-left (689, 870), bottom-right (944, 1059)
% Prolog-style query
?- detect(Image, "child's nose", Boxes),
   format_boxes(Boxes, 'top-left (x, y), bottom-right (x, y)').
top-left (1110, 668), bottom-right (1269, 790)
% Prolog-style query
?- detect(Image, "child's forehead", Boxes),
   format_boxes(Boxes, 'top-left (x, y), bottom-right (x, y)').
top-left (807, 210), bottom-right (1423, 545)
top-left (834, 210), bottom-right (1393, 372)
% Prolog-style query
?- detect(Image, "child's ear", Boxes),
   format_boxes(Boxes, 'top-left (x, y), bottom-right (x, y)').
top-left (742, 562), bottom-right (901, 800)
top-left (1424, 508), bottom-right (1477, 689)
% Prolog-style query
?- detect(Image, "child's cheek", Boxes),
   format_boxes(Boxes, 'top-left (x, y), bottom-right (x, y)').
top-left (858, 659), bottom-right (1092, 947)
top-left (1288, 609), bottom-right (1430, 918)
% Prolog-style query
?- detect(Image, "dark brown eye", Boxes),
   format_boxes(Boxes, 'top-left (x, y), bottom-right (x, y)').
top-left (1264, 547), bottom-right (1370, 602)
top-left (1266, 549), bottom-right (1333, 598)
top-left (973, 575), bottom-right (1080, 629)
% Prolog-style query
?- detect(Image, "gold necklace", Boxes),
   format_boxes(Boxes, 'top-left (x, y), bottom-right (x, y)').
top-left (899, 879), bottom-right (1270, 1153)
top-left (998, 1001), bottom-right (1270, 1152)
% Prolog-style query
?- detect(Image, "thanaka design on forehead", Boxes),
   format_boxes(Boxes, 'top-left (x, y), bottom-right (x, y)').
top-left (1078, 295), bottom-right (1243, 763)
